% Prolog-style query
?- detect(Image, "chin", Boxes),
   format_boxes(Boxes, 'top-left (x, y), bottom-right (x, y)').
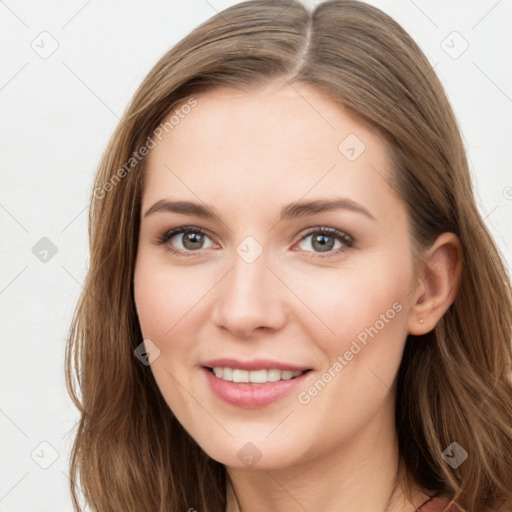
top-left (188, 427), bottom-right (307, 471)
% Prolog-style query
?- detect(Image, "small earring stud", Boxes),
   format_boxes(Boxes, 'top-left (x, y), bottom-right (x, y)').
top-left (419, 318), bottom-right (424, 324)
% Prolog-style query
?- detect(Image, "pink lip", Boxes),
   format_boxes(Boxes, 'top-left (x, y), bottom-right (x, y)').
top-left (202, 367), bottom-right (312, 409)
top-left (201, 357), bottom-right (311, 372)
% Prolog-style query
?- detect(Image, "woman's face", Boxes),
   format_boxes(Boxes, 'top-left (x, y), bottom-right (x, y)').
top-left (134, 81), bottom-right (420, 470)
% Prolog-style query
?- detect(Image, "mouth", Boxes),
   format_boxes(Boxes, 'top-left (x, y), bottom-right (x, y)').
top-left (201, 364), bottom-right (314, 408)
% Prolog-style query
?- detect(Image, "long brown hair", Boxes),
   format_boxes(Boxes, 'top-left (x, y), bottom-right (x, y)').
top-left (65, 1), bottom-right (512, 510)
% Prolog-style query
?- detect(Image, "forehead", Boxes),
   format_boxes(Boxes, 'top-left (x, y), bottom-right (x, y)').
top-left (143, 81), bottom-right (401, 221)
top-left (162, 81), bottom-right (382, 164)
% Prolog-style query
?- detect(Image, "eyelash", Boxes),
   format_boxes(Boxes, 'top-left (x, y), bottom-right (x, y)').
top-left (155, 225), bottom-right (356, 259)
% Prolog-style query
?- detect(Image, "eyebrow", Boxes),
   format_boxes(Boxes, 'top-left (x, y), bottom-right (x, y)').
top-left (144, 198), bottom-right (375, 221)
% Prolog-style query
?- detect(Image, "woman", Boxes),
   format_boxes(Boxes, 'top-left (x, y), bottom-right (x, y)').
top-left (66, 1), bottom-right (512, 511)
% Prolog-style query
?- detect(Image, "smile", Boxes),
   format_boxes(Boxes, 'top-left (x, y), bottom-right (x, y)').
top-left (208, 367), bottom-right (306, 383)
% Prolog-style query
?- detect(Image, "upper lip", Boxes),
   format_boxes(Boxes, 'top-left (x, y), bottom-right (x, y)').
top-left (201, 358), bottom-right (311, 372)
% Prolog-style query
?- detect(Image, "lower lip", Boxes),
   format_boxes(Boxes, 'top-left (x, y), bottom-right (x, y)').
top-left (202, 367), bottom-right (311, 409)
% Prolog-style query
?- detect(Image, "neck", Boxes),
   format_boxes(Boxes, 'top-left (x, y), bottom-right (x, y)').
top-left (225, 394), bottom-right (430, 512)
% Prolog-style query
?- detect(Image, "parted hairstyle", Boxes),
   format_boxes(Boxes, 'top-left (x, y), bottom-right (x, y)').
top-left (65, 1), bottom-right (512, 511)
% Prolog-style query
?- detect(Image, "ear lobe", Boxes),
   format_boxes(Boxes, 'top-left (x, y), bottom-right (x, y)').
top-left (407, 232), bottom-right (462, 335)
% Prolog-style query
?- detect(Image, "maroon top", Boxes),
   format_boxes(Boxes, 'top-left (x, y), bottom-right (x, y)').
top-left (417, 494), bottom-right (455, 512)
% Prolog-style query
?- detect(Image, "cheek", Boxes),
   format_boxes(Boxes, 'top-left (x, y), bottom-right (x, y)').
top-left (286, 254), bottom-right (414, 397)
top-left (134, 250), bottom-right (210, 342)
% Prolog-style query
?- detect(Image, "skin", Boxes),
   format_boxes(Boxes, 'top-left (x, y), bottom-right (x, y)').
top-left (134, 80), bottom-right (461, 512)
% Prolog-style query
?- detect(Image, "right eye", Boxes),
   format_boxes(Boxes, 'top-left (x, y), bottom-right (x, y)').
top-left (156, 226), bottom-right (217, 256)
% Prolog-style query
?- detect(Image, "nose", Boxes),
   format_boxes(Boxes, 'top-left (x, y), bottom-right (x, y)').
top-left (211, 247), bottom-right (287, 338)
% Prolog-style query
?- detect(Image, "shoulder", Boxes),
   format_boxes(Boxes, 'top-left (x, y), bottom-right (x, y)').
top-left (417, 494), bottom-right (456, 512)
top-left (418, 494), bottom-right (509, 512)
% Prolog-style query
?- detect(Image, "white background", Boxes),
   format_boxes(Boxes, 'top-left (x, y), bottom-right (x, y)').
top-left (0, 1), bottom-right (510, 510)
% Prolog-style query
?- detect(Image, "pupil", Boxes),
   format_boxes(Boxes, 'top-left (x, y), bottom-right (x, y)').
top-left (313, 234), bottom-right (334, 252)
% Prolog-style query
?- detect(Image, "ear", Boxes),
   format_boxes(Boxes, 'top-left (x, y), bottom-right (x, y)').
top-left (407, 232), bottom-right (462, 335)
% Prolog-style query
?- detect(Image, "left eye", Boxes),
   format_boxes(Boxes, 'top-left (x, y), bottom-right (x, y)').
top-left (296, 228), bottom-right (354, 255)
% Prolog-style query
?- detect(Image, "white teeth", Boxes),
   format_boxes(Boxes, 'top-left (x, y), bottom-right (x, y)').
top-left (267, 369), bottom-right (281, 382)
top-left (232, 369), bottom-right (249, 383)
top-left (249, 369), bottom-right (267, 384)
top-left (210, 367), bottom-right (304, 383)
